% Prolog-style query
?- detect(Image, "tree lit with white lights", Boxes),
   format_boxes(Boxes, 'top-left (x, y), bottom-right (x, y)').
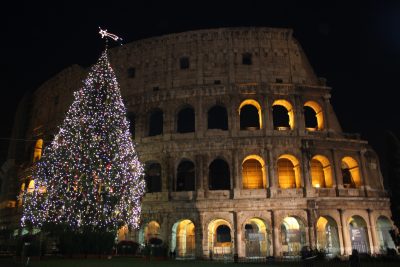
top-left (21, 48), bottom-right (145, 232)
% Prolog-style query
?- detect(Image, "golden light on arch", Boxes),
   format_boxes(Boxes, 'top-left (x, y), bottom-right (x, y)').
top-left (144, 220), bottom-right (161, 242)
top-left (238, 99), bottom-right (263, 129)
top-left (277, 154), bottom-right (301, 189)
top-left (272, 99), bottom-right (294, 129)
top-left (27, 180), bottom-right (35, 193)
top-left (33, 139), bottom-right (43, 162)
top-left (208, 219), bottom-right (233, 250)
top-left (311, 155), bottom-right (333, 188)
top-left (282, 216), bottom-right (301, 230)
top-left (242, 155), bottom-right (267, 189)
top-left (304, 101), bottom-right (324, 130)
top-left (342, 156), bottom-right (362, 188)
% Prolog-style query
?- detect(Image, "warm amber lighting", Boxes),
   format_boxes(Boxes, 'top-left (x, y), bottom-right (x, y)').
top-left (33, 139), bottom-right (43, 162)
top-left (118, 224), bottom-right (129, 241)
top-left (208, 219), bottom-right (232, 252)
top-left (311, 155), bottom-right (333, 188)
top-left (277, 154), bottom-right (301, 188)
top-left (238, 99), bottom-right (263, 129)
top-left (145, 221), bottom-right (161, 242)
top-left (304, 101), bottom-right (324, 130)
top-left (176, 219), bottom-right (195, 257)
top-left (342, 156), bottom-right (362, 188)
top-left (27, 180), bottom-right (35, 193)
top-left (272, 100), bottom-right (294, 129)
top-left (242, 155), bottom-right (266, 189)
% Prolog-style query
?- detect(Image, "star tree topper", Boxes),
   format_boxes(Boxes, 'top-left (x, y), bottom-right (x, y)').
top-left (99, 27), bottom-right (123, 43)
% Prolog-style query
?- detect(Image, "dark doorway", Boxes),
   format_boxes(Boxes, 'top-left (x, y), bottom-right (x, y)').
top-left (176, 160), bottom-right (195, 191)
top-left (208, 105), bottom-right (228, 130)
top-left (209, 159), bottom-right (230, 190)
top-left (272, 105), bottom-right (290, 129)
top-left (149, 109), bottom-right (163, 136)
top-left (304, 106), bottom-right (317, 129)
top-left (177, 107), bottom-right (195, 133)
top-left (145, 162), bottom-right (162, 193)
top-left (240, 105), bottom-right (259, 130)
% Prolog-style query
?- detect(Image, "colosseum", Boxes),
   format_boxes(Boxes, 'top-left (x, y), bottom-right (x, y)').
top-left (0, 27), bottom-right (396, 259)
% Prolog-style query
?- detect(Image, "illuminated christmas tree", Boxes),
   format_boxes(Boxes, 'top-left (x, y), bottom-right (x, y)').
top-left (21, 47), bottom-right (145, 232)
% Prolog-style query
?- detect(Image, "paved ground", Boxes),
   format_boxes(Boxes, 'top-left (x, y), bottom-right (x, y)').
top-left (1, 257), bottom-right (400, 267)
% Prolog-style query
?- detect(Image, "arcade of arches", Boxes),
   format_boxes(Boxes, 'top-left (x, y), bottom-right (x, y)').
top-left (119, 213), bottom-right (395, 259)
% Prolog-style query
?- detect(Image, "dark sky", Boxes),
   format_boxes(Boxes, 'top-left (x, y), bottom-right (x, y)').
top-left (1, 0), bottom-right (400, 174)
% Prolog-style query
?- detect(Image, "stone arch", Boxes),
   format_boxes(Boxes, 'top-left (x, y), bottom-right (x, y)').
top-left (272, 99), bottom-right (294, 130)
top-left (242, 155), bottom-right (267, 189)
top-left (341, 156), bottom-right (362, 188)
top-left (277, 154), bottom-right (301, 189)
top-left (239, 99), bottom-right (262, 130)
top-left (209, 158), bottom-right (230, 190)
top-left (311, 155), bottom-right (333, 188)
top-left (316, 216), bottom-right (340, 256)
top-left (33, 139), bottom-right (43, 162)
top-left (177, 105), bottom-right (195, 133)
top-left (304, 101), bottom-right (324, 131)
top-left (176, 159), bottom-right (195, 191)
top-left (27, 179), bottom-right (35, 194)
top-left (148, 108), bottom-right (163, 136)
top-left (348, 215), bottom-right (370, 254)
top-left (171, 219), bottom-right (196, 258)
top-left (376, 216), bottom-right (396, 253)
top-left (144, 161), bottom-right (162, 193)
top-left (280, 216), bottom-right (307, 256)
top-left (243, 217), bottom-right (270, 258)
top-left (208, 219), bottom-right (233, 257)
top-left (139, 220), bottom-right (161, 245)
top-left (208, 105), bottom-right (228, 130)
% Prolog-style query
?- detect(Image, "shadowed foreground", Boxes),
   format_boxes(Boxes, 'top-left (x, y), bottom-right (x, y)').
top-left (1, 257), bottom-right (400, 267)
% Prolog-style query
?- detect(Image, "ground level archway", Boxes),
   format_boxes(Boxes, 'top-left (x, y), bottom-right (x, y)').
top-left (208, 219), bottom-right (233, 258)
top-left (171, 219), bottom-right (196, 258)
top-left (280, 216), bottom-right (306, 257)
top-left (349, 216), bottom-right (369, 254)
top-left (244, 218), bottom-right (270, 258)
top-left (316, 216), bottom-right (340, 257)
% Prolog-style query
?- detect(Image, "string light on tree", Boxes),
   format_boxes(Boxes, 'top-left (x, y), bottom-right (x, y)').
top-left (21, 35), bottom-right (145, 232)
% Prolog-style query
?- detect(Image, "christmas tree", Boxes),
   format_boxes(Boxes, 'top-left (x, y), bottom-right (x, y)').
top-left (21, 48), bottom-right (145, 232)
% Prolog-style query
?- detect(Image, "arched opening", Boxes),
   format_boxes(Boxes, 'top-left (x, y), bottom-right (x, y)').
top-left (316, 216), bottom-right (340, 257)
top-left (145, 162), bottom-right (162, 193)
top-left (148, 109), bottom-right (163, 136)
top-left (376, 216), bottom-right (396, 253)
top-left (208, 219), bottom-right (233, 258)
top-left (127, 112), bottom-right (136, 139)
top-left (239, 100), bottom-right (262, 130)
top-left (304, 101), bottom-right (324, 131)
top-left (141, 221), bottom-right (161, 245)
top-left (280, 216), bottom-right (306, 256)
top-left (33, 139), bottom-right (43, 162)
top-left (341, 157), bottom-right (362, 188)
top-left (208, 105), bottom-right (228, 130)
top-left (117, 225), bottom-right (129, 242)
top-left (277, 155), bottom-right (301, 189)
top-left (176, 160), bottom-right (195, 191)
top-left (311, 155), bottom-right (333, 188)
top-left (27, 180), bottom-right (35, 194)
top-left (171, 219), bottom-right (195, 258)
top-left (272, 100), bottom-right (294, 130)
top-left (177, 106), bottom-right (195, 133)
top-left (242, 155), bottom-right (266, 189)
top-left (348, 216), bottom-right (370, 254)
top-left (244, 218), bottom-right (269, 258)
top-left (209, 159), bottom-right (230, 190)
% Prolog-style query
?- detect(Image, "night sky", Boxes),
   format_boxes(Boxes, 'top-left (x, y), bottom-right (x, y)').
top-left (1, 1), bottom-right (400, 176)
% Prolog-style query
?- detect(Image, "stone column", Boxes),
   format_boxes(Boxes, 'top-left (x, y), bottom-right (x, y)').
top-left (307, 208), bottom-right (317, 249)
top-left (267, 147), bottom-right (277, 189)
top-left (322, 95), bottom-right (331, 132)
top-left (359, 149), bottom-right (370, 194)
top-left (271, 210), bottom-right (281, 257)
top-left (339, 209), bottom-right (351, 255)
top-left (196, 154), bottom-right (204, 190)
top-left (331, 149), bottom-right (343, 193)
top-left (265, 95), bottom-right (274, 132)
top-left (232, 149), bottom-right (240, 190)
top-left (195, 217), bottom-right (204, 259)
top-left (301, 144), bottom-right (312, 196)
top-left (367, 209), bottom-right (379, 254)
top-left (294, 95), bottom-right (305, 133)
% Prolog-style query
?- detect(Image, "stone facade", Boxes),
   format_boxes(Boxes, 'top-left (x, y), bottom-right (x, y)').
top-left (0, 27), bottom-right (396, 258)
